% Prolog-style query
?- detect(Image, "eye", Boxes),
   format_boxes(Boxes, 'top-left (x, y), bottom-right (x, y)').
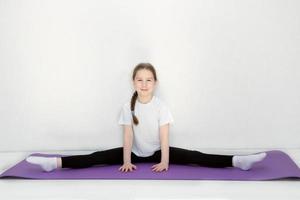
top-left (147, 80), bottom-right (152, 82)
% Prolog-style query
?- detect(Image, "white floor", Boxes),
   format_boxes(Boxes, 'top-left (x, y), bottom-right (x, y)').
top-left (1, 149), bottom-right (300, 200)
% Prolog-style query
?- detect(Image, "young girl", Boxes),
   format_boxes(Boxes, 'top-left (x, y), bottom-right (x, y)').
top-left (26, 63), bottom-right (266, 173)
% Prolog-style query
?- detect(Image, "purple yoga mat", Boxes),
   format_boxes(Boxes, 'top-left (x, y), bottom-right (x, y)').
top-left (1, 150), bottom-right (300, 180)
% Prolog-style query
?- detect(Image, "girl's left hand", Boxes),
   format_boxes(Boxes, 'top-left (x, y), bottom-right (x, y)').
top-left (151, 162), bottom-right (169, 172)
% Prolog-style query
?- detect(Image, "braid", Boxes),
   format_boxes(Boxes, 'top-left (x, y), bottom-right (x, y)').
top-left (131, 91), bottom-right (139, 125)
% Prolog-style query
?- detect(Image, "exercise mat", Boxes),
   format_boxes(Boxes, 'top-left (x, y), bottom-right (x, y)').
top-left (1, 150), bottom-right (300, 180)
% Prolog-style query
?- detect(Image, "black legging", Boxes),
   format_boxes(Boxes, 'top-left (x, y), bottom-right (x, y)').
top-left (61, 147), bottom-right (233, 169)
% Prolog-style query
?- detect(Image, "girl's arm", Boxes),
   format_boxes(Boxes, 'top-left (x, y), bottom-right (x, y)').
top-left (123, 125), bottom-right (134, 163)
top-left (159, 124), bottom-right (170, 164)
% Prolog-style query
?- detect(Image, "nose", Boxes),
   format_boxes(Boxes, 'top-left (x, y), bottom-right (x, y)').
top-left (142, 81), bottom-right (147, 87)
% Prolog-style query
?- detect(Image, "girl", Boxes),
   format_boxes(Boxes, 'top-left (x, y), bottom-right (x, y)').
top-left (26, 63), bottom-right (266, 173)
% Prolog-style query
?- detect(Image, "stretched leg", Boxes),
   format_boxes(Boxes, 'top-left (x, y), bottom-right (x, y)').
top-left (26, 147), bottom-right (125, 171)
top-left (169, 146), bottom-right (233, 168)
top-left (168, 146), bottom-right (267, 170)
top-left (61, 147), bottom-right (124, 169)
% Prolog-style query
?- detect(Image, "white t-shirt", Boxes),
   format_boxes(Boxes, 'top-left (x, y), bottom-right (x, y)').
top-left (118, 96), bottom-right (174, 157)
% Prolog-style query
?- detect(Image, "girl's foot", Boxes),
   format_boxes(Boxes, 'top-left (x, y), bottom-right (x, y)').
top-left (26, 156), bottom-right (58, 172)
top-left (233, 152), bottom-right (267, 170)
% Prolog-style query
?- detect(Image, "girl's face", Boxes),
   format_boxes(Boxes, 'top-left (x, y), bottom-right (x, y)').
top-left (133, 69), bottom-right (157, 97)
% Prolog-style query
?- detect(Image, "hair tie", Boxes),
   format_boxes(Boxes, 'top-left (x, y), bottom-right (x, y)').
top-left (131, 111), bottom-right (135, 115)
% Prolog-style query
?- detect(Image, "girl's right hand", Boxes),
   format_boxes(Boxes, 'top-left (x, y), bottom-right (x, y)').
top-left (119, 162), bottom-right (137, 172)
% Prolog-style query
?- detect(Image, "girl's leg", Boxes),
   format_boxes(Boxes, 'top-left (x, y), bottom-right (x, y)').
top-left (61, 147), bottom-right (124, 169)
top-left (168, 146), bottom-right (267, 170)
top-left (169, 146), bottom-right (233, 168)
top-left (27, 147), bottom-right (139, 171)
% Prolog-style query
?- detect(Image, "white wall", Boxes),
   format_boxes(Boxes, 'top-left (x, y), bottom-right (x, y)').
top-left (0, 0), bottom-right (299, 152)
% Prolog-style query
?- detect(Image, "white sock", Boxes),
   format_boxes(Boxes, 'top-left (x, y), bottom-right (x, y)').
top-left (26, 156), bottom-right (58, 172)
top-left (233, 152), bottom-right (267, 170)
